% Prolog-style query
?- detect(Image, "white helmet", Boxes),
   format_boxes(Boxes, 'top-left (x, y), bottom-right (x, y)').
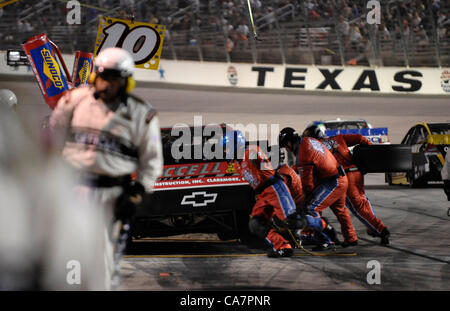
top-left (94, 47), bottom-right (135, 77)
top-left (0, 89), bottom-right (17, 109)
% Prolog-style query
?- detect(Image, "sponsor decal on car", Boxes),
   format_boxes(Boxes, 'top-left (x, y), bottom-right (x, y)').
top-left (181, 192), bottom-right (218, 207)
top-left (153, 162), bottom-right (247, 190)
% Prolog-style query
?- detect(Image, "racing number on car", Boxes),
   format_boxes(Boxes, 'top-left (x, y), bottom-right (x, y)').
top-left (94, 17), bottom-right (165, 70)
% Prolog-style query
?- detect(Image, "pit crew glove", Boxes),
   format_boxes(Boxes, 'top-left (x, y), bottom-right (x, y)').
top-left (284, 212), bottom-right (306, 230)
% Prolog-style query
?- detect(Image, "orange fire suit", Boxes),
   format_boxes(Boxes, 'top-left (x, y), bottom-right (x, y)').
top-left (322, 134), bottom-right (387, 235)
top-left (277, 164), bottom-right (305, 208)
top-left (234, 145), bottom-right (296, 251)
top-left (294, 137), bottom-right (357, 243)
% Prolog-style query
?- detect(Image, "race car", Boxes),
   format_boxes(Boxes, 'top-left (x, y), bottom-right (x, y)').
top-left (386, 122), bottom-right (450, 187)
top-left (17, 40), bottom-right (268, 246)
top-left (130, 125), bottom-right (277, 244)
top-left (307, 118), bottom-right (390, 144)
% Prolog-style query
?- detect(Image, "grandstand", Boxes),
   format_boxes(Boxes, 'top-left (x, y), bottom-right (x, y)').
top-left (0, 0), bottom-right (448, 67)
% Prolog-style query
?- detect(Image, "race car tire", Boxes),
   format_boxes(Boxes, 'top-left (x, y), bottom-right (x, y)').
top-left (385, 173), bottom-right (393, 186)
top-left (238, 213), bottom-right (267, 247)
top-left (407, 171), bottom-right (427, 188)
top-left (217, 230), bottom-right (238, 241)
top-left (216, 213), bottom-right (241, 241)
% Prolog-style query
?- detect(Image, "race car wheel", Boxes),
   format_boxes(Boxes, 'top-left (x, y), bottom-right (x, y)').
top-left (447, 207), bottom-right (450, 217)
top-left (235, 212), bottom-right (266, 247)
top-left (386, 173), bottom-right (393, 186)
top-left (215, 213), bottom-right (239, 241)
top-left (217, 230), bottom-right (238, 241)
top-left (408, 171), bottom-right (427, 188)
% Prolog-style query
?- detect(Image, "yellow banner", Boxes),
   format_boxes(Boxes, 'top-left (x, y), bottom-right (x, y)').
top-left (0, 0), bottom-right (21, 9)
top-left (94, 16), bottom-right (165, 70)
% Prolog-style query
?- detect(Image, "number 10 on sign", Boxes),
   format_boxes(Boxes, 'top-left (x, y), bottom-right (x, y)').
top-left (94, 16), bottom-right (166, 70)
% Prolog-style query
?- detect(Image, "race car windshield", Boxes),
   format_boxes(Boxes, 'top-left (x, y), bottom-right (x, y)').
top-left (323, 121), bottom-right (369, 130)
top-left (428, 123), bottom-right (450, 135)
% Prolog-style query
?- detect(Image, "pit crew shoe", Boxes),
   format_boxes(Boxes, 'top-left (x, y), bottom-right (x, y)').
top-left (312, 242), bottom-right (336, 252)
top-left (322, 218), bottom-right (341, 246)
top-left (341, 240), bottom-right (358, 248)
top-left (267, 247), bottom-right (294, 258)
top-left (296, 229), bottom-right (317, 246)
top-left (380, 228), bottom-right (390, 246)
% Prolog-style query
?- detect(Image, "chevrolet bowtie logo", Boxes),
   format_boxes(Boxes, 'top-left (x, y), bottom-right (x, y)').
top-left (181, 192), bottom-right (218, 207)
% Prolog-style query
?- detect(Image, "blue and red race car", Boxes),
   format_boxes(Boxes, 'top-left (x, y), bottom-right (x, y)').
top-left (306, 118), bottom-right (390, 144)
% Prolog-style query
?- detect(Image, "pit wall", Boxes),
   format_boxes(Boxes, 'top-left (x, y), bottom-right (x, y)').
top-left (1, 52), bottom-right (448, 95)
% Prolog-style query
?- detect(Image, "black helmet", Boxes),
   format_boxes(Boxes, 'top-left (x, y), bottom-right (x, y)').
top-left (279, 127), bottom-right (300, 148)
top-left (302, 125), bottom-right (325, 140)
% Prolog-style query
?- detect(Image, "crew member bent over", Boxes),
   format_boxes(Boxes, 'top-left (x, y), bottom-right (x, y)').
top-left (303, 125), bottom-right (390, 245)
top-left (279, 127), bottom-right (358, 250)
top-left (278, 163), bottom-right (340, 246)
top-left (224, 130), bottom-right (297, 257)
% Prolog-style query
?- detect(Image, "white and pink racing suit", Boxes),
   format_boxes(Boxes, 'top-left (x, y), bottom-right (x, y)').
top-left (50, 85), bottom-right (163, 192)
top-left (49, 85), bottom-right (163, 288)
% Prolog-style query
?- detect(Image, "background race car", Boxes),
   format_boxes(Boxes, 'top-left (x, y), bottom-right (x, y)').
top-left (307, 118), bottom-right (390, 144)
top-left (386, 122), bottom-right (450, 187)
top-left (130, 125), bottom-right (276, 245)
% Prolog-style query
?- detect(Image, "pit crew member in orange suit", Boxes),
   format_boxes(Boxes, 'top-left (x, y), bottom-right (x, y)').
top-left (277, 163), bottom-right (340, 246)
top-left (223, 130), bottom-right (298, 257)
top-left (279, 127), bottom-right (358, 250)
top-left (303, 125), bottom-right (390, 245)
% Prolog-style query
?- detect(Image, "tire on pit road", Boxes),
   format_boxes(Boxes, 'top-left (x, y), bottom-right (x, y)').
top-left (236, 211), bottom-right (265, 247)
top-left (216, 211), bottom-right (263, 246)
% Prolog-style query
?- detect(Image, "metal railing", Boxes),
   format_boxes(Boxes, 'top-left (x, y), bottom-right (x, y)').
top-left (159, 0), bottom-right (449, 67)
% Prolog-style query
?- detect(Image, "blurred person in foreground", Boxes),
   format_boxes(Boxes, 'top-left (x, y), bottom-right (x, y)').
top-left (0, 91), bottom-right (106, 290)
top-left (0, 89), bottom-right (18, 110)
top-left (442, 150), bottom-right (450, 216)
top-left (49, 47), bottom-right (163, 288)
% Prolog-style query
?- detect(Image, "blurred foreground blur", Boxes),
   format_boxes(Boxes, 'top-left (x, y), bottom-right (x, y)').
top-left (0, 97), bottom-right (107, 290)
